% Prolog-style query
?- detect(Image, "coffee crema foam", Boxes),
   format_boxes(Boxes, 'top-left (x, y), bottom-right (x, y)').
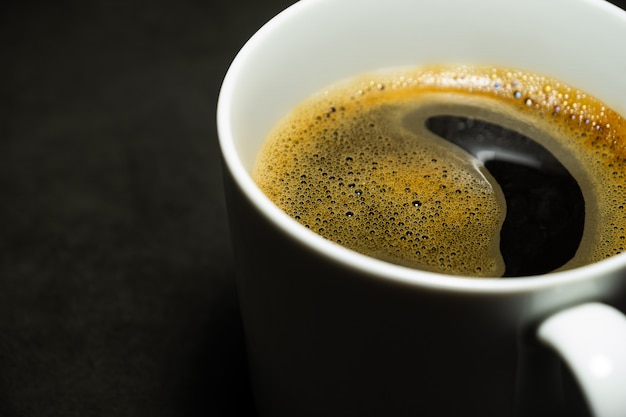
top-left (253, 65), bottom-right (626, 277)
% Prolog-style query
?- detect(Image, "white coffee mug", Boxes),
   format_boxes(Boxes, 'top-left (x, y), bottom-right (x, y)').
top-left (217, 0), bottom-right (626, 416)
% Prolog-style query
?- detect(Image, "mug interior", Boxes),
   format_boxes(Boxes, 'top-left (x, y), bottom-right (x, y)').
top-left (217, 0), bottom-right (626, 293)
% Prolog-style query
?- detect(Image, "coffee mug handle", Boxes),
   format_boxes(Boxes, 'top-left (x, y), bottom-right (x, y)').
top-left (537, 303), bottom-right (626, 417)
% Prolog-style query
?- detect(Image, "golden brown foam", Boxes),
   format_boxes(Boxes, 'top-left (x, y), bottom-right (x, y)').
top-left (253, 65), bottom-right (626, 277)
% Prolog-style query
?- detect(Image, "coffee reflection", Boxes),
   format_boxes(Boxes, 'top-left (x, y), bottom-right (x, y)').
top-left (253, 65), bottom-right (626, 277)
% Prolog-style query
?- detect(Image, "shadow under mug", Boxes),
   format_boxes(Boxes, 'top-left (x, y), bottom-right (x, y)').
top-left (217, 0), bottom-right (626, 416)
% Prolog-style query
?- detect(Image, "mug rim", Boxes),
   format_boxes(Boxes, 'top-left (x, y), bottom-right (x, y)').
top-left (217, 0), bottom-right (626, 295)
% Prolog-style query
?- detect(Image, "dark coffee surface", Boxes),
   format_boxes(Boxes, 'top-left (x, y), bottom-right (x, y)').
top-left (1, 0), bottom-right (625, 416)
top-left (255, 65), bottom-right (626, 278)
top-left (426, 116), bottom-right (585, 276)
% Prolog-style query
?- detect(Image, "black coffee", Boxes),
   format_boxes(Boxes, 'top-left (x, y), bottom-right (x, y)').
top-left (253, 65), bottom-right (626, 277)
top-left (425, 115), bottom-right (584, 276)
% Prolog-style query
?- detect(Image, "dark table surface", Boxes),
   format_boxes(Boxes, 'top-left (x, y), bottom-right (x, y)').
top-left (1, 0), bottom-right (625, 416)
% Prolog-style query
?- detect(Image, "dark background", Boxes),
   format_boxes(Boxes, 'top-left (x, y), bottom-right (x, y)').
top-left (0, 0), bottom-right (624, 416)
